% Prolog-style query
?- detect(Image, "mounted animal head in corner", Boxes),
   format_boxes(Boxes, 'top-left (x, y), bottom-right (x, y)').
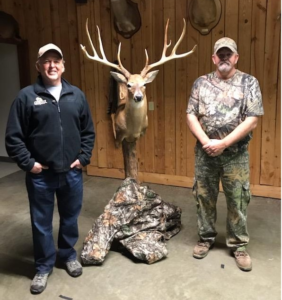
top-left (0, 11), bottom-right (21, 41)
top-left (80, 18), bottom-right (197, 148)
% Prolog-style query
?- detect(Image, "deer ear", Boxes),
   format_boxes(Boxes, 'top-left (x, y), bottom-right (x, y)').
top-left (144, 70), bottom-right (159, 84)
top-left (110, 71), bottom-right (127, 83)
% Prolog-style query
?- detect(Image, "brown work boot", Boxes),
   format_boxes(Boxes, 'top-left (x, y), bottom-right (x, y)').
top-left (234, 250), bottom-right (252, 271)
top-left (193, 241), bottom-right (214, 259)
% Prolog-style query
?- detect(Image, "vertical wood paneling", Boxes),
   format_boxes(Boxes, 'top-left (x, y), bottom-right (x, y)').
top-left (37, 1), bottom-right (52, 45)
top-left (260, 0), bottom-right (280, 185)
top-left (186, 0), bottom-right (199, 178)
top-left (198, 33), bottom-right (212, 76)
top-left (175, 0), bottom-right (188, 176)
top-left (14, 0), bottom-right (26, 39)
top-left (50, 0), bottom-right (61, 46)
top-left (77, 1), bottom-right (98, 167)
top-left (274, 51), bottom-right (281, 187)
top-left (95, 0), bottom-right (109, 168)
top-left (152, 0), bottom-right (165, 174)
top-left (58, 0), bottom-right (72, 83)
top-left (109, 5), bottom-right (124, 170)
top-left (100, 0), bottom-right (115, 170)
top-left (225, 0), bottom-right (239, 41)
top-left (132, 0), bottom-right (146, 173)
top-left (1, 0), bottom-right (280, 196)
top-left (249, 0), bottom-right (266, 184)
top-left (67, 0), bottom-right (81, 88)
top-left (141, 0), bottom-right (155, 173)
top-left (163, 0), bottom-right (176, 175)
top-left (24, 0), bottom-right (40, 81)
top-left (76, 3), bottom-right (85, 93)
top-left (89, 0), bottom-right (100, 167)
top-left (238, 0), bottom-right (252, 73)
top-left (0, 0), bottom-right (14, 16)
top-left (211, 0), bottom-right (225, 52)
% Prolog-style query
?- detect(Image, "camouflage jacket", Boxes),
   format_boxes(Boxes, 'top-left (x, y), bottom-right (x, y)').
top-left (81, 178), bottom-right (182, 265)
top-left (187, 70), bottom-right (264, 152)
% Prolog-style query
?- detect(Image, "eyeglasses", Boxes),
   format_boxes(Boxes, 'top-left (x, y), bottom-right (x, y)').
top-left (40, 59), bottom-right (63, 66)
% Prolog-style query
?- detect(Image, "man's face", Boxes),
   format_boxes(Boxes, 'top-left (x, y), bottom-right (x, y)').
top-left (36, 51), bottom-right (64, 85)
top-left (212, 47), bottom-right (239, 75)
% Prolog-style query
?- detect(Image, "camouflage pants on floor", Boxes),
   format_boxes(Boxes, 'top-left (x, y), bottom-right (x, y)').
top-left (193, 145), bottom-right (251, 251)
top-left (81, 178), bottom-right (182, 265)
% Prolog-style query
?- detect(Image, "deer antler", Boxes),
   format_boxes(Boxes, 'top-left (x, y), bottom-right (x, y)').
top-left (140, 19), bottom-right (197, 77)
top-left (80, 19), bottom-right (131, 78)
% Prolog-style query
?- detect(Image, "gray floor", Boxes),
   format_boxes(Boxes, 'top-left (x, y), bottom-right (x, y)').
top-left (0, 163), bottom-right (280, 300)
top-left (0, 161), bottom-right (20, 178)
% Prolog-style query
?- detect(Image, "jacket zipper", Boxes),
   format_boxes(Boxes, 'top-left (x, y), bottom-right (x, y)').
top-left (57, 102), bottom-right (64, 171)
top-left (52, 99), bottom-right (64, 170)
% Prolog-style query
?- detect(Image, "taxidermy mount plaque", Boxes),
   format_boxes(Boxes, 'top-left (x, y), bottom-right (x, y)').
top-left (188, 0), bottom-right (222, 35)
top-left (111, 0), bottom-right (141, 39)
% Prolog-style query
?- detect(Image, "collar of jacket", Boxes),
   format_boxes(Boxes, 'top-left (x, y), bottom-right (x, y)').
top-left (34, 75), bottom-right (74, 96)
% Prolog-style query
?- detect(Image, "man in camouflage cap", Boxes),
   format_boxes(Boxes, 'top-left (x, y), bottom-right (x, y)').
top-left (186, 37), bottom-right (264, 271)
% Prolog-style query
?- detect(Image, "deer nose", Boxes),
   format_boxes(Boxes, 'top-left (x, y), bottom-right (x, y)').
top-left (134, 95), bottom-right (143, 102)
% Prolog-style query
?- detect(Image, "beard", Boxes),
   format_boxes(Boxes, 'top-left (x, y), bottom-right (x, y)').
top-left (218, 61), bottom-right (232, 73)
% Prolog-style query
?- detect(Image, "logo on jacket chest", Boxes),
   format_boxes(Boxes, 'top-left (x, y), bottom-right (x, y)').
top-left (34, 97), bottom-right (47, 105)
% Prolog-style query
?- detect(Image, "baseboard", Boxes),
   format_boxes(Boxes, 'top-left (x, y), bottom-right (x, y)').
top-left (0, 156), bottom-right (14, 163)
top-left (87, 166), bottom-right (281, 199)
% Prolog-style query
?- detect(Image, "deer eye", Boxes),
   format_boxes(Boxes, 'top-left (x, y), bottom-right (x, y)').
top-left (127, 83), bottom-right (132, 88)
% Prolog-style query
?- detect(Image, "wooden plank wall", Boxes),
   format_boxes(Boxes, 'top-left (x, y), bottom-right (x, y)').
top-left (1, 0), bottom-right (280, 198)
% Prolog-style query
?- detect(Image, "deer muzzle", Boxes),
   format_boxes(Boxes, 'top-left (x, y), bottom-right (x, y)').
top-left (134, 95), bottom-right (143, 102)
top-left (133, 90), bottom-right (144, 102)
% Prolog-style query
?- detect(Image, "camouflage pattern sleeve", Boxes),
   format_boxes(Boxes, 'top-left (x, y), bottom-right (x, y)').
top-left (244, 76), bottom-right (264, 117)
top-left (186, 77), bottom-right (202, 115)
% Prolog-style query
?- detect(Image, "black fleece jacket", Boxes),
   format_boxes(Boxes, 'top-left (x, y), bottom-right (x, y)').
top-left (5, 76), bottom-right (95, 173)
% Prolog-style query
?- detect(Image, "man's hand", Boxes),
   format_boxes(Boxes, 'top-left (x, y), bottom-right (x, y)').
top-left (30, 162), bottom-right (49, 174)
top-left (70, 159), bottom-right (82, 169)
top-left (203, 139), bottom-right (226, 157)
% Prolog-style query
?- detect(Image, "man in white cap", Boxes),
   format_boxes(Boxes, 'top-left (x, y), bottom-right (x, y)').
top-left (5, 43), bottom-right (95, 293)
top-left (186, 37), bottom-right (264, 271)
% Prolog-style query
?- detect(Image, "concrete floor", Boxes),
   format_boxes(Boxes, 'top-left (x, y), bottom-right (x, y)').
top-left (0, 165), bottom-right (280, 300)
top-left (0, 161), bottom-right (20, 178)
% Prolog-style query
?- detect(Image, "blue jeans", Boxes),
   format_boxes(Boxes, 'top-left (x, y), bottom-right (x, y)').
top-left (26, 168), bottom-right (83, 273)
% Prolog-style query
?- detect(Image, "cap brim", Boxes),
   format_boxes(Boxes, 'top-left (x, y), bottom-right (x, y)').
top-left (215, 46), bottom-right (237, 54)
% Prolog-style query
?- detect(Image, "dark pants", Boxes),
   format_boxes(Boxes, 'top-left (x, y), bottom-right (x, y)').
top-left (26, 168), bottom-right (83, 273)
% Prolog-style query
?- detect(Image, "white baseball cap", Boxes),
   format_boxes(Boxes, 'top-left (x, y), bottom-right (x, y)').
top-left (38, 43), bottom-right (63, 58)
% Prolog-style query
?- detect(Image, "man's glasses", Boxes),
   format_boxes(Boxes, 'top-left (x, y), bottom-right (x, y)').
top-left (41, 59), bottom-right (62, 66)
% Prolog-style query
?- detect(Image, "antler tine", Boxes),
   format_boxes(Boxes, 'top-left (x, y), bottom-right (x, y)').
top-left (140, 18), bottom-right (197, 77)
top-left (80, 19), bottom-right (130, 77)
top-left (117, 43), bottom-right (131, 78)
top-left (141, 19), bottom-right (171, 77)
top-left (84, 19), bottom-right (98, 57)
top-left (171, 18), bottom-right (187, 55)
top-left (162, 19), bottom-right (172, 57)
top-left (143, 49), bottom-right (149, 71)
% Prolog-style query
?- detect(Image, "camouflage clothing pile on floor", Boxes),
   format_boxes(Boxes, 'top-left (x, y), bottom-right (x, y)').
top-left (81, 178), bottom-right (182, 264)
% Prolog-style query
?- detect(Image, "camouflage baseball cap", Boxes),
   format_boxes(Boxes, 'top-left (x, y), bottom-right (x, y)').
top-left (214, 37), bottom-right (238, 54)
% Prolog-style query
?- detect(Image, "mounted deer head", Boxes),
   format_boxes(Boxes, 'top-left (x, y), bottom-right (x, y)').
top-left (80, 18), bottom-right (197, 148)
